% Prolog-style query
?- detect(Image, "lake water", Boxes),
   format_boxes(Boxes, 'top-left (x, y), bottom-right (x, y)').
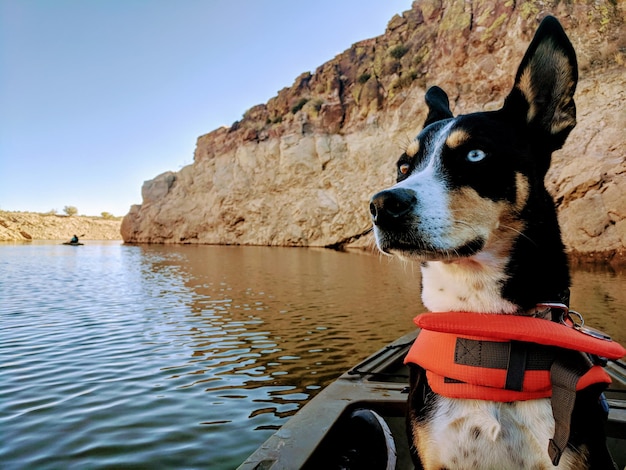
top-left (2, 242), bottom-right (625, 469)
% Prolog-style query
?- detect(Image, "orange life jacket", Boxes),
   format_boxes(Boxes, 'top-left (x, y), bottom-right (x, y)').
top-left (404, 311), bottom-right (626, 402)
top-left (404, 310), bottom-right (626, 465)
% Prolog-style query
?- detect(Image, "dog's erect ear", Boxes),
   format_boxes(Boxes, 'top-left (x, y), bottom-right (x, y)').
top-left (424, 86), bottom-right (453, 127)
top-left (504, 16), bottom-right (578, 150)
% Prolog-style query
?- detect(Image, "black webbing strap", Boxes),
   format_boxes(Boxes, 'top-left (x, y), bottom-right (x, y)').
top-left (547, 351), bottom-right (593, 466)
top-left (505, 341), bottom-right (528, 391)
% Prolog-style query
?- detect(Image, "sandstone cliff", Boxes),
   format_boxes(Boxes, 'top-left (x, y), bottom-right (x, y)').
top-left (0, 211), bottom-right (122, 241)
top-left (122, 0), bottom-right (626, 264)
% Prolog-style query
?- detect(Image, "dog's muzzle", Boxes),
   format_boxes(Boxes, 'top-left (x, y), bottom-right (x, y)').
top-left (369, 188), bottom-right (416, 227)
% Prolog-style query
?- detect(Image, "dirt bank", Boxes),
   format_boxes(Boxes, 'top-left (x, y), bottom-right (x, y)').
top-left (0, 211), bottom-right (122, 241)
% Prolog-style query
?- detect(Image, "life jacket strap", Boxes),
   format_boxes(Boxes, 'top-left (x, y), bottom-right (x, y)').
top-left (548, 351), bottom-right (594, 466)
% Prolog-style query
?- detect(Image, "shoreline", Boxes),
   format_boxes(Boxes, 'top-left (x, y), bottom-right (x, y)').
top-left (0, 211), bottom-right (122, 241)
top-left (4, 210), bottom-right (622, 268)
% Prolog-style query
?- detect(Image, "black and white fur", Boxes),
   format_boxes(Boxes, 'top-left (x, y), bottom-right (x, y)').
top-left (370, 17), bottom-right (614, 470)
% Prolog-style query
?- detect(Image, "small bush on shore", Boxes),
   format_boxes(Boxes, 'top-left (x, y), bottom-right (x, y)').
top-left (63, 206), bottom-right (78, 216)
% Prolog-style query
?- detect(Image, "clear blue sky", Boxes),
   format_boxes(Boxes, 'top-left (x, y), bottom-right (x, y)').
top-left (0, 0), bottom-right (411, 217)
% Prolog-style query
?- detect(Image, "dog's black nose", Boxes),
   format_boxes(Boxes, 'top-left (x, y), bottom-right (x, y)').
top-left (369, 188), bottom-right (416, 226)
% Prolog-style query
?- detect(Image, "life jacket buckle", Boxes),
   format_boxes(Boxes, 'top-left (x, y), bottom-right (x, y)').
top-left (572, 321), bottom-right (613, 343)
top-left (562, 308), bottom-right (613, 342)
top-left (535, 303), bottom-right (613, 343)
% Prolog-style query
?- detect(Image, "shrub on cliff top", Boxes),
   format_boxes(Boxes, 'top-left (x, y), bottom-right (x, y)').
top-left (63, 206), bottom-right (78, 217)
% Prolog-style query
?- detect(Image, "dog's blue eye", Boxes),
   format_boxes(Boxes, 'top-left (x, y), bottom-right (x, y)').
top-left (466, 149), bottom-right (486, 162)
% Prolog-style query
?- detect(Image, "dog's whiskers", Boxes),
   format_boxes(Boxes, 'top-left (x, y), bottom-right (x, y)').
top-left (498, 224), bottom-right (537, 246)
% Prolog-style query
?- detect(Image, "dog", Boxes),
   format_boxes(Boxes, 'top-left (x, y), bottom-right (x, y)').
top-left (369, 16), bottom-right (617, 470)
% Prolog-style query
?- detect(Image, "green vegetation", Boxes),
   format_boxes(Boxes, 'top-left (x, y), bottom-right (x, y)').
top-left (358, 72), bottom-right (372, 84)
top-left (389, 44), bottom-right (409, 59)
top-left (291, 98), bottom-right (309, 114)
top-left (63, 206), bottom-right (78, 217)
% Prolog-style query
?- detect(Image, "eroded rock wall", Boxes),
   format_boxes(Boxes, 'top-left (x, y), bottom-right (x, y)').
top-left (122, 0), bottom-right (625, 263)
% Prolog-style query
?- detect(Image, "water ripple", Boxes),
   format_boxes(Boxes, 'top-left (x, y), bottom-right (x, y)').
top-left (2, 243), bottom-right (623, 469)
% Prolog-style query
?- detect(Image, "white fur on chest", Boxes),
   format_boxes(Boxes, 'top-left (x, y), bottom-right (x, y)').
top-left (420, 253), bottom-right (518, 314)
top-left (416, 397), bottom-right (582, 469)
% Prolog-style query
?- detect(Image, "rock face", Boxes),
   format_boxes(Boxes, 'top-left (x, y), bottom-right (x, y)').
top-left (0, 211), bottom-right (122, 241)
top-left (122, 0), bottom-right (625, 263)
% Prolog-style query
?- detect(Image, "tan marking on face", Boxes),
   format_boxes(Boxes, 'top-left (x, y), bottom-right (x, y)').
top-left (406, 140), bottom-right (419, 157)
top-left (515, 172), bottom-right (530, 212)
top-left (449, 187), bottom-right (501, 243)
top-left (492, 198), bottom-right (528, 261)
top-left (448, 187), bottom-right (527, 259)
top-left (445, 129), bottom-right (470, 149)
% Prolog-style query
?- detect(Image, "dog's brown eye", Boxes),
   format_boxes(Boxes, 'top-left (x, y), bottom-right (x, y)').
top-left (467, 149), bottom-right (486, 162)
top-left (399, 163), bottom-right (410, 174)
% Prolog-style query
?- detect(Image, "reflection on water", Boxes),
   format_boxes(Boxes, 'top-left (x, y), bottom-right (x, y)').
top-left (570, 267), bottom-right (626, 346)
top-left (1, 243), bottom-right (422, 469)
top-left (1, 242), bottom-right (624, 469)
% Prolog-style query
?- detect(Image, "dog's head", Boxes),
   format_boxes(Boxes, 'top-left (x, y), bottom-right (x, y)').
top-left (370, 16), bottom-right (577, 263)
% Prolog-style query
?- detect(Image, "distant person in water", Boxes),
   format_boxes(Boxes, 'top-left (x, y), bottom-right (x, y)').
top-left (70, 235), bottom-right (79, 243)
